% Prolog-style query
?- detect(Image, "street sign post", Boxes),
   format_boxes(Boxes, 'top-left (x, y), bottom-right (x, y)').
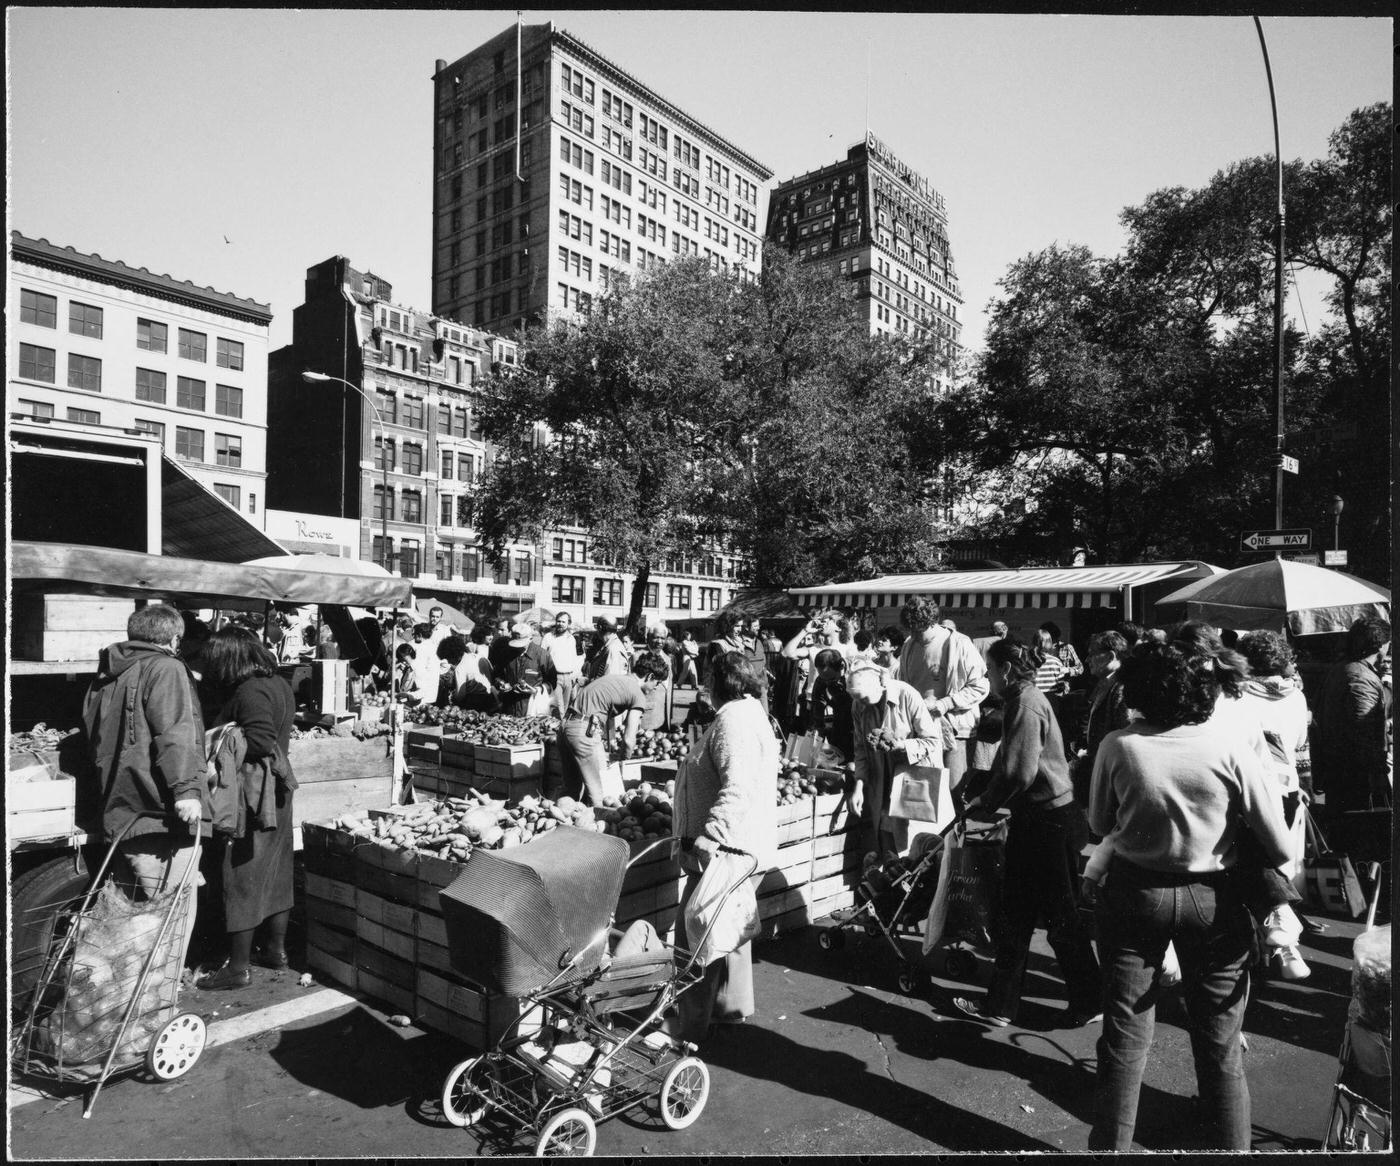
top-left (1279, 454), bottom-right (1299, 475)
top-left (1240, 528), bottom-right (1312, 553)
top-left (1324, 549), bottom-right (1348, 567)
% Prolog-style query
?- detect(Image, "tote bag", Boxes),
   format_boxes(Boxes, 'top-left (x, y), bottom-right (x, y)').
top-left (888, 763), bottom-right (954, 826)
top-left (682, 849), bottom-right (759, 966)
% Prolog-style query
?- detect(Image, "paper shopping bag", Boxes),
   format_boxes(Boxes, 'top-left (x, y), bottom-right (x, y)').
top-left (888, 763), bottom-right (953, 827)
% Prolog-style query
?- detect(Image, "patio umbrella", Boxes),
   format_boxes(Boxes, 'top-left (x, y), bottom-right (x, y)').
top-left (1155, 559), bottom-right (1390, 635)
top-left (516, 606), bottom-right (556, 627)
top-left (414, 597), bottom-right (475, 632)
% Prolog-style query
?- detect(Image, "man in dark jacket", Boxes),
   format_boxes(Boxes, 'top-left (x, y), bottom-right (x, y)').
top-left (82, 604), bottom-right (205, 900)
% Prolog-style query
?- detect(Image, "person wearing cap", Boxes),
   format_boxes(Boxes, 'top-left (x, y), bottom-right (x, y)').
top-left (586, 616), bottom-right (631, 680)
top-left (556, 652), bottom-right (670, 803)
top-left (846, 660), bottom-right (944, 861)
top-left (487, 617), bottom-right (548, 716)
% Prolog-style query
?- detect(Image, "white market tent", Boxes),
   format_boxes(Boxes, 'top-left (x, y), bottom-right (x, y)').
top-left (788, 561), bottom-right (1223, 625)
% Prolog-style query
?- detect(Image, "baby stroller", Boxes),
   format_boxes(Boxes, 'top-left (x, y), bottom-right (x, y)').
top-left (818, 811), bottom-right (1007, 990)
top-left (435, 828), bottom-right (755, 1156)
top-left (818, 831), bottom-right (946, 994)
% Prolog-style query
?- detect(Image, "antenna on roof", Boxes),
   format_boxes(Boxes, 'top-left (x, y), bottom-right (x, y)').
top-left (864, 39), bottom-right (871, 138)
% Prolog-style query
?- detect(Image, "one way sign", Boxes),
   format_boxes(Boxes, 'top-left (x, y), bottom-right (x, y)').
top-left (1240, 528), bottom-right (1312, 552)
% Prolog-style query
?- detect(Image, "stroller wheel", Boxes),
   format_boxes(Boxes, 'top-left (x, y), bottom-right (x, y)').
top-left (862, 919), bottom-right (882, 939)
top-left (944, 950), bottom-right (974, 981)
top-left (536, 1106), bottom-right (597, 1156)
top-left (896, 969), bottom-right (922, 996)
top-left (146, 1013), bottom-right (206, 1081)
top-left (818, 927), bottom-right (844, 951)
top-left (659, 1055), bottom-right (710, 1130)
top-left (441, 1055), bottom-right (497, 1128)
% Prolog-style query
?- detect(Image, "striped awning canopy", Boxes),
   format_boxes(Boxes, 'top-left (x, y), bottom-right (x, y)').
top-left (789, 562), bottom-right (1220, 611)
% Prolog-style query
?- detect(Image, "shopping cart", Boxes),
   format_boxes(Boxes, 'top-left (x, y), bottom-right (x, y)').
top-left (435, 828), bottom-right (756, 1156)
top-left (818, 811), bottom-right (1006, 990)
top-left (1322, 860), bottom-right (1391, 1152)
top-left (10, 812), bottom-right (206, 1118)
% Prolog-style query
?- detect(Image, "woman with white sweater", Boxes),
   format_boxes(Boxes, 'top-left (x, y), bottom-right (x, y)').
top-left (669, 650), bottom-right (778, 1044)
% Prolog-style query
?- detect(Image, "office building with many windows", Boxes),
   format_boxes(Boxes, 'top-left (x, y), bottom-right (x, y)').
top-left (9, 231), bottom-right (273, 520)
top-left (430, 22), bottom-right (772, 334)
top-left (765, 134), bottom-right (964, 392)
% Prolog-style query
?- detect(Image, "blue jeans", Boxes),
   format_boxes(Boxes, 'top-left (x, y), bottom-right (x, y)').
top-left (1089, 858), bottom-right (1254, 1151)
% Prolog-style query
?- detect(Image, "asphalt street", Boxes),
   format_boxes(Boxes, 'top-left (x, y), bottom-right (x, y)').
top-left (9, 905), bottom-right (1368, 1158)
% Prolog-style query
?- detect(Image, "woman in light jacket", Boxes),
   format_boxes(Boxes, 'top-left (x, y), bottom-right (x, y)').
top-left (669, 651), bottom-right (778, 1044)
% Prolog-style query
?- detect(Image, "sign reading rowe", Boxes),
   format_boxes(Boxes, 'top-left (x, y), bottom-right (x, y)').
top-left (1240, 528), bottom-right (1313, 552)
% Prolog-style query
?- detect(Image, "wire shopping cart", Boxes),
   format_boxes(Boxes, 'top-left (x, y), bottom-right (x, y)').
top-left (11, 812), bottom-right (207, 1118)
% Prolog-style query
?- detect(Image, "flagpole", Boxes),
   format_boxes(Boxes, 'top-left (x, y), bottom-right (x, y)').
top-left (515, 11), bottom-right (523, 181)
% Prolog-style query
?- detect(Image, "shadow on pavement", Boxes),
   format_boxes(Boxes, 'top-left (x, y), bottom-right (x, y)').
top-left (702, 989), bottom-right (1057, 1152)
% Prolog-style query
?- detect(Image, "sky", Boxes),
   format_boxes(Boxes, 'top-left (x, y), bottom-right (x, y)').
top-left (6, 8), bottom-right (1390, 353)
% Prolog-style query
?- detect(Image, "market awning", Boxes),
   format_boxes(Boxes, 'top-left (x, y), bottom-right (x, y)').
top-left (416, 578), bottom-right (539, 603)
top-left (11, 540), bottom-right (415, 609)
top-left (789, 562), bottom-right (1221, 610)
top-left (161, 455), bottom-right (285, 562)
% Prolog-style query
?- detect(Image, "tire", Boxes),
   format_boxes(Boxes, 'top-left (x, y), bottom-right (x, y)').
top-left (659, 1055), bottom-right (710, 1131)
top-left (862, 919), bottom-right (881, 939)
top-left (817, 928), bottom-right (843, 951)
top-left (11, 854), bottom-right (92, 1005)
top-left (896, 969), bottom-right (920, 996)
top-left (145, 1013), bottom-right (206, 1080)
top-left (944, 950), bottom-right (973, 981)
top-left (535, 1107), bottom-right (597, 1156)
top-left (441, 1055), bottom-right (497, 1129)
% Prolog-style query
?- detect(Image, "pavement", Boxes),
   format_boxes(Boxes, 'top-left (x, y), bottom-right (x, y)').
top-left (9, 901), bottom-right (1371, 1158)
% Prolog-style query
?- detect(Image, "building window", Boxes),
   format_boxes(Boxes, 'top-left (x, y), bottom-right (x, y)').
top-left (461, 548), bottom-right (480, 581)
top-left (644, 583), bottom-right (659, 608)
top-left (18, 399), bottom-right (56, 420)
top-left (134, 418), bottom-right (164, 441)
top-left (215, 384), bottom-right (243, 418)
top-left (20, 289), bottom-right (57, 328)
top-left (399, 539), bottom-right (421, 578)
top-left (403, 396), bottom-right (425, 429)
top-left (513, 553), bottom-right (533, 586)
top-left (667, 584), bottom-right (691, 610)
top-left (214, 432), bottom-right (242, 468)
top-left (402, 489), bottom-right (422, 523)
top-left (698, 586), bottom-right (722, 611)
top-left (176, 376), bottom-right (205, 410)
top-left (69, 301), bottom-right (103, 339)
top-left (454, 407), bottom-right (469, 438)
top-left (135, 368), bottom-right (167, 403)
top-left (435, 543), bottom-right (455, 579)
top-left (67, 353), bottom-right (102, 393)
top-left (19, 343), bottom-right (56, 383)
top-left (440, 494), bottom-right (455, 526)
top-left (437, 404), bottom-right (452, 435)
top-left (216, 337), bottom-right (244, 370)
top-left (402, 443), bottom-right (424, 476)
top-left (440, 449), bottom-right (454, 478)
top-left (552, 574), bottom-right (584, 605)
top-left (374, 436), bottom-right (396, 471)
top-left (136, 317), bottom-right (168, 352)
top-left (372, 535), bottom-right (394, 570)
top-left (213, 483), bottom-right (240, 509)
top-left (375, 387), bottom-right (397, 424)
top-left (372, 484), bottom-right (395, 521)
top-left (66, 407), bottom-right (101, 425)
top-left (175, 426), bottom-right (204, 461)
top-left (178, 328), bottom-right (207, 361)
top-left (593, 578), bottom-right (623, 606)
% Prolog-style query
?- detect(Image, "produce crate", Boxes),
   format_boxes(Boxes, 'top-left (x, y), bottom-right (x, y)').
top-left (640, 760), bottom-right (679, 784)
top-left (774, 798), bottom-right (816, 848)
top-left (288, 736), bottom-right (394, 827)
top-left (406, 726), bottom-right (443, 766)
top-left (305, 870), bottom-right (358, 910)
top-left (439, 734), bottom-right (475, 769)
top-left (615, 839), bottom-right (683, 936)
top-left (417, 967), bottom-right (520, 1051)
top-left (473, 742), bottom-right (545, 784)
top-left (6, 776), bottom-right (77, 842)
top-left (301, 821), bottom-right (360, 882)
top-left (478, 773), bottom-right (544, 802)
top-left (437, 768), bottom-right (476, 800)
top-left (812, 792), bottom-right (854, 837)
top-left (11, 594), bottom-right (134, 662)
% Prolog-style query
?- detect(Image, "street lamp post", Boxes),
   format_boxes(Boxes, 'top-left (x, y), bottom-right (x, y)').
top-left (1253, 17), bottom-right (1287, 545)
top-left (1331, 495), bottom-right (1344, 553)
top-left (303, 370), bottom-right (405, 801)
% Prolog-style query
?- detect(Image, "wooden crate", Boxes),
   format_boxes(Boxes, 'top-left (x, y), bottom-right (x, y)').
top-left (290, 735), bottom-right (395, 829)
top-left (6, 777), bottom-right (77, 841)
top-left (11, 594), bottom-right (134, 662)
top-left (306, 945), bottom-right (355, 990)
top-left (356, 886), bottom-right (419, 936)
top-left (357, 967), bottom-right (415, 1014)
top-left (639, 761), bottom-right (678, 784)
top-left (774, 798), bottom-right (816, 848)
top-left (307, 917), bottom-right (356, 963)
top-left (416, 967), bottom-right (520, 1050)
top-left (479, 774), bottom-right (544, 801)
top-left (474, 742), bottom-right (545, 785)
top-left (305, 894), bottom-right (358, 934)
top-left (439, 735), bottom-right (475, 768)
top-left (437, 769), bottom-right (476, 800)
top-left (305, 871), bottom-right (357, 909)
top-left (355, 936), bottom-right (417, 992)
top-left (812, 792), bottom-right (854, 837)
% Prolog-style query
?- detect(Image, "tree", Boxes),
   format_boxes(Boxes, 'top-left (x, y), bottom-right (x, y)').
top-left (474, 251), bottom-right (952, 631)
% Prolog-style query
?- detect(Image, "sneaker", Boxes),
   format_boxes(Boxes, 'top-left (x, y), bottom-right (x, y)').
top-left (1271, 944), bottom-right (1311, 981)
top-left (952, 996), bottom-right (1011, 1027)
top-left (1261, 908), bottom-right (1292, 947)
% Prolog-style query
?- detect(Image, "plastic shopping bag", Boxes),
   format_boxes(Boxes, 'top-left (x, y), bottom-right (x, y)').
top-left (784, 732), bottom-right (821, 767)
top-left (888, 763), bottom-right (954, 827)
top-left (922, 823), bottom-right (1004, 955)
top-left (683, 850), bottom-right (759, 967)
